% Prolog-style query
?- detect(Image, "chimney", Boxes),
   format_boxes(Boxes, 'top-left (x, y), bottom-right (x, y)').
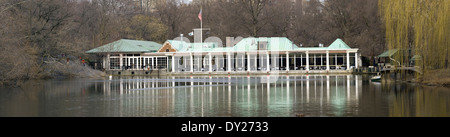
top-left (226, 37), bottom-right (233, 47)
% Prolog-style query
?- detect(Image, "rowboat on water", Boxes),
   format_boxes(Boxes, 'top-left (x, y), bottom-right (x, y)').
top-left (371, 73), bottom-right (381, 82)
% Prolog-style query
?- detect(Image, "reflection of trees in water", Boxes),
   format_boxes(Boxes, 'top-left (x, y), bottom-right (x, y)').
top-left (0, 79), bottom-right (98, 117)
top-left (414, 87), bottom-right (450, 117)
top-left (8, 75), bottom-right (449, 117)
top-left (0, 80), bottom-right (45, 116)
top-left (388, 83), bottom-right (450, 117)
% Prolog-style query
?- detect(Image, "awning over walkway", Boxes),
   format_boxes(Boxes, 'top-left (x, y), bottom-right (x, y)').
top-left (378, 49), bottom-right (399, 58)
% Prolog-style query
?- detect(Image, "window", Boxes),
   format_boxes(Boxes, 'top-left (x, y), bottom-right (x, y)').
top-left (156, 57), bottom-right (167, 69)
top-left (258, 41), bottom-right (267, 50)
top-left (179, 57), bottom-right (184, 65)
top-left (110, 58), bottom-right (120, 70)
top-left (166, 49), bottom-right (170, 52)
top-left (123, 58), bottom-right (128, 67)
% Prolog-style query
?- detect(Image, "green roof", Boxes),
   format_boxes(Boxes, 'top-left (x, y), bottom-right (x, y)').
top-left (167, 37), bottom-right (298, 52)
top-left (111, 38), bottom-right (354, 54)
top-left (86, 39), bottom-right (162, 53)
top-left (327, 38), bottom-right (351, 50)
top-left (166, 40), bottom-right (190, 52)
top-left (232, 37), bottom-right (297, 52)
top-left (166, 40), bottom-right (219, 52)
top-left (166, 37), bottom-right (353, 52)
top-left (378, 49), bottom-right (399, 58)
top-left (411, 55), bottom-right (422, 60)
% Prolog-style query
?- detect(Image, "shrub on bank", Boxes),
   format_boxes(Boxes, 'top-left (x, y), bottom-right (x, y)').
top-left (422, 69), bottom-right (450, 87)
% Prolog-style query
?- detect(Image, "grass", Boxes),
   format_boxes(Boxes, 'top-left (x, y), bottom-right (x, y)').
top-left (422, 69), bottom-right (450, 87)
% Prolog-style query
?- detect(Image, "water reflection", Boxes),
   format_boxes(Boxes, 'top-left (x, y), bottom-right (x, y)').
top-left (0, 75), bottom-right (449, 117)
top-left (386, 83), bottom-right (450, 117)
top-left (98, 75), bottom-right (363, 117)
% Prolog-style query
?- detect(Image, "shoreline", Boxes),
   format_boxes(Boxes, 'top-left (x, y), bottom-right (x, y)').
top-left (421, 69), bottom-right (450, 87)
top-left (3, 69), bottom-right (449, 88)
top-left (104, 69), bottom-right (354, 77)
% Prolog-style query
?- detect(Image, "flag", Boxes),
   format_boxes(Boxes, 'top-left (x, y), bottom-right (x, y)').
top-left (198, 9), bottom-right (202, 21)
top-left (188, 32), bottom-right (194, 36)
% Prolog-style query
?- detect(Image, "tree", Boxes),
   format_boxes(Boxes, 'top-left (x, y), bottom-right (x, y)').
top-left (323, 0), bottom-right (385, 65)
top-left (379, 0), bottom-right (450, 78)
top-left (0, 0), bottom-right (73, 82)
top-left (264, 0), bottom-right (295, 38)
top-left (156, 0), bottom-right (186, 39)
top-left (291, 0), bottom-right (325, 46)
top-left (125, 14), bottom-right (168, 43)
top-left (236, 0), bottom-right (269, 37)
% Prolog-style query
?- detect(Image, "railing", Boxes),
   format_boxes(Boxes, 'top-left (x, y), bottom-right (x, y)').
top-left (353, 66), bottom-right (383, 73)
top-left (353, 65), bottom-right (422, 74)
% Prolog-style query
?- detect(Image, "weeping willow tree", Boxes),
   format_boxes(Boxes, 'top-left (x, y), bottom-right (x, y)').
top-left (379, 0), bottom-right (450, 80)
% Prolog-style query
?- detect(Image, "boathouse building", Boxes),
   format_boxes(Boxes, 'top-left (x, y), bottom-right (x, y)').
top-left (86, 37), bottom-right (360, 74)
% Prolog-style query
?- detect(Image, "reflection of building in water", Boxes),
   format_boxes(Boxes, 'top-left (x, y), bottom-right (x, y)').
top-left (102, 75), bottom-right (361, 116)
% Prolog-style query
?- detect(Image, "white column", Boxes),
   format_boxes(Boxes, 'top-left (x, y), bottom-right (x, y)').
top-left (306, 51), bottom-right (309, 71)
top-left (314, 54), bottom-right (316, 66)
top-left (198, 55), bottom-right (201, 71)
top-left (209, 53), bottom-right (212, 72)
top-left (247, 53), bottom-right (251, 71)
top-left (119, 54), bottom-right (123, 69)
top-left (286, 52), bottom-right (290, 71)
top-left (106, 54), bottom-right (110, 70)
top-left (151, 57), bottom-right (153, 69)
top-left (335, 54), bottom-right (337, 69)
top-left (227, 52), bottom-right (231, 72)
top-left (143, 57), bottom-right (146, 66)
top-left (300, 54), bottom-right (303, 67)
top-left (254, 54), bottom-right (257, 71)
top-left (190, 52), bottom-right (194, 72)
top-left (139, 57), bottom-right (142, 69)
top-left (135, 57), bottom-right (138, 69)
top-left (184, 56), bottom-right (187, 70)
top-left (266, 52), bottom-right (270, 71)
top-left (102, 56), bottom-right (106, 69)
top-left (172, 55), bottom-right (175, 72)
top-left (326, 50), bottom-right (330, 71)
top-left (143, 57), bottom-right (145, 69)
top-left (294, 54), bottom-right (296, 70)
top-left (218, 56), bottom-right (222, 71)
top-left (346, 51), bottom-right (350, 70)
top-left (321, 54), bottom-right (323, 66)
top-left (355, 52), bottom-right (359, 68)
top-left (241, 54), bottom-right (244, 70)
top-left (166, 56), bottom-right (169, 70)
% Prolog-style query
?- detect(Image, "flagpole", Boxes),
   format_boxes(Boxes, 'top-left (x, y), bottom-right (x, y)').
top-left (200, 8), bottom-right (203, 44)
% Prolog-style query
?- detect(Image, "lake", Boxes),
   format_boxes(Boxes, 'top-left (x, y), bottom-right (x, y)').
top-left (0, 74), bottom-right (449, 117)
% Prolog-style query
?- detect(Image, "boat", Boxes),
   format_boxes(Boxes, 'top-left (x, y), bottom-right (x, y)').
top-left (370, 73), bottom-right (381, 82)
